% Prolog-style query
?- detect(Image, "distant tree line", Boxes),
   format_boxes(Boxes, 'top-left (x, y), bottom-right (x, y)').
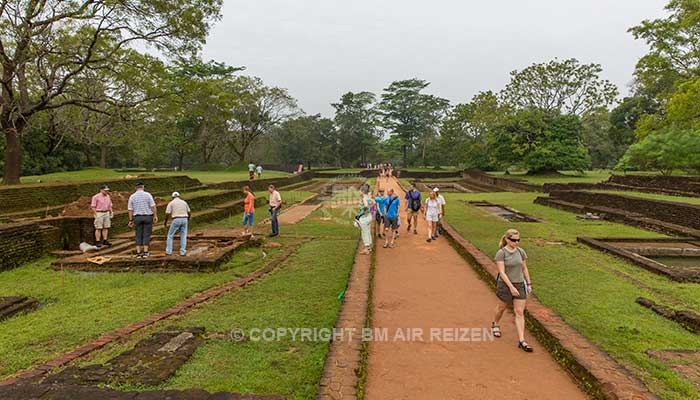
top-left (2, 0), bottom-right (699, 184)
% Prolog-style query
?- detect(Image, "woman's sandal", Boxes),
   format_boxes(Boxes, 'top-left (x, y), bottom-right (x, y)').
top-left (491, 322), bottom-right (501, 338)
top-left (518, 340), bottom-right (533, 352)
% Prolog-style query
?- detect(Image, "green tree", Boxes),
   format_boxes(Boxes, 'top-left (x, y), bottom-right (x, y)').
top-left (227, 76), bottom-right (299, 162)
top-left (378, 79), bottom-right (450, 166)
top-left (501, 58), bottom-right (619, 117)
top-left (490, 109), bottom-right (590, 173)
top-left (0, 0), bottom-right (223, 184)
top-left (332, 91), bottom-right (379, 167)
top-left (618, 127), bottom-right (700, 175)
top-left (439, 91), bottom-right (502, 169)
top-left (271, 115), bottom-right (335, 168)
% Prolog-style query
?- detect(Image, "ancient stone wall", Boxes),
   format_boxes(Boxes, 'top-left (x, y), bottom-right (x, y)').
top-left (207, 171), bottom-right (314, 191)
top-left (550, 190), bottom-right (700, 230)
top-left (0, 223), bottom-right (61, 271)
top-left (608, 175), bottom-right (700, 194)
top-left (0, 175), bottom-right (202, 214)
top-left (463, 169), bottom-right (541, 192)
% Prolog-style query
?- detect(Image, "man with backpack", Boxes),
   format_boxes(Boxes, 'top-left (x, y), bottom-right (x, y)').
top-left (383, 188), bottom-right (400, 248)
top-left (405, 183), bottom-right (422, 235)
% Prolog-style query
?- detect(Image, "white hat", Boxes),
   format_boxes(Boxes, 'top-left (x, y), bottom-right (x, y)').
top-left (433, 187), bottom-right (440, 192)
top-left (172, 191), bottom-right (180, 198)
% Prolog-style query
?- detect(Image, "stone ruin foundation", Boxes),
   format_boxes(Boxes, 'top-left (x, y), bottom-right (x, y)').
top-left (467, 201), bottom-right (542, 223)
top-left (52, 234), bottom-right (262, 272)
top-left (578, 237), bottom-right (700, 282)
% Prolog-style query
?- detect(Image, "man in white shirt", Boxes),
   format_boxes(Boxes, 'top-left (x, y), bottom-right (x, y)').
top-left (433, 187), bottom-right (446, 237)
top-left (127, 182), bottom-right (157, 258)
top-left (268, 185), bottom-right (282, 237)
top-left (256, 164), bottom-right (263, 179)
top-left (164, 192), bottom-right (191, 256)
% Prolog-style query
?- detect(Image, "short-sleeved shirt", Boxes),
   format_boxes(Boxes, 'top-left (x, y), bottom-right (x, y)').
top-left (437, 194), bottom-right (446, 206)
top-left (244, 192), bottom-right (256, 213)
top-left (248, 163), bottom-right (256, 172)
top-left (166, 198), bottom-right (190, 218)
top-left (495, 247), bottom-right (528, 283)
top-left (405, 190), bottom-right (422, 211)
top-left (127, 190), bottom-right (156, 215)
top-left (256, 166), bottom-right (262, 173)
top-left (375, 195), bottom-right (387, 214)
top-left (384, 195), bottom-right (400, 219)
top-left (269, 190), bottom-right (282, 207)
top-left (91, 193), bottom-right (113, 212)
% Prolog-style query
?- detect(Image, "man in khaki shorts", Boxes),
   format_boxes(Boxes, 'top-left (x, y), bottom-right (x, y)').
top-left (91, 185), bottom-right (114, 247)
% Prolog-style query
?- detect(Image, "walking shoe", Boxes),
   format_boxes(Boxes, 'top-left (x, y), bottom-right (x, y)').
top-left (406, 225), bottom-right (411, 232)
top-left (165, 253), bottom-right (172, 257)
top-left (102, 240), bottom-right (112, 247)
top-left (179, 253), bottom-right (186, 257)
top-left (142, 252), bottom-right (151, 258)
top-left (413, 229), bottom-right (417, 235)
top-left (135, 253), bottom-right (143, 259)
top-left (432, 236), bottom-right (437, 240)
top-left (426, 238), bottom-right (432, 243)
top-left (95, 242), bottom-right (103, 248)
top-left (268, 233), bottom-right (278, 238)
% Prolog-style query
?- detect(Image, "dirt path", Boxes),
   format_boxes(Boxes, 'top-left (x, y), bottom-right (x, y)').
top-left (365, 177), bottom-right (586, 400)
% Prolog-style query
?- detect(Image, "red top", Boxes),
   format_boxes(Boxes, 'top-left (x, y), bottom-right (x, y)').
top-left (244, 192), bottom-right (255, 213)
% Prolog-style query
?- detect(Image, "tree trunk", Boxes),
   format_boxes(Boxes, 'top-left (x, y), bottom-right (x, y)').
top-left (402, 144), bottom-right (408, 167)
top-left (2, 125), bottom-right (23, 185)
top-left (178, 152), bottom-right (185, 171)
top-left (83, 144), bottom-right (94, 166)
top-left (100, 145), bottom-right (108, 168)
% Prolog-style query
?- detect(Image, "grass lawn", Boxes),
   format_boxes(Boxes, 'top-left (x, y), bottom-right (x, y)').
top-left (19, 168), bottom-right (289, 185)
top-left (444, 191), bottom-right (700, 399)
top-left (46, 206), bottom-right (358, 399)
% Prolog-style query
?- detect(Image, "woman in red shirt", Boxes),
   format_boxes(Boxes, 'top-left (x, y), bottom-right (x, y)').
top-left (242, 186), bottom-right (256, 237)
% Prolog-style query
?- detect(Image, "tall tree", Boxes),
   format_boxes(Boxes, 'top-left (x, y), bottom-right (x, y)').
top-left (227, 76), bottom-right (299, 162)
top-left (332, 91), bottom-right (379, 167)
top-left (0, 0), bottom-right (222, 184)
top-left (501, 58), bottom-right (619, 117)
top-left (271, 115), bottom-right (335, 168)
top-left (378, 79), bottom-right (449, 166)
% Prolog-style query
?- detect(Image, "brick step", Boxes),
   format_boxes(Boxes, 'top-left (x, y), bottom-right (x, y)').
top-left (0, 297), bottom-right (39, 321)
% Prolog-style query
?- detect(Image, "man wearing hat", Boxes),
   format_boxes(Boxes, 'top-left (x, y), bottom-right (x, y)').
top-left (164, 192), bottom-right (191, 257)
top-left (127, 182), bottom-right (157, 258)
top-left (91, 185), bottom-right (113, 247)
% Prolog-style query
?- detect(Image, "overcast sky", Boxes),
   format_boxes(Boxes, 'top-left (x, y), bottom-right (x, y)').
top-left (202, 0), bottom-right (668, 116)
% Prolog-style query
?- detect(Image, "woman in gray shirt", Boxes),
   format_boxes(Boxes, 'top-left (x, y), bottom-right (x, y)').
top-left (491, 229), bottom-right (534, 352)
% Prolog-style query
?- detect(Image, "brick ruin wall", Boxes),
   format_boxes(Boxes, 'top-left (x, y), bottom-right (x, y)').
top-left (462, 169), bottom-right (541, 192)
top-left (0, 176), bottom-right (202, 214)
top-left (0, 223), bottom-right (61, 271)
top-left (608, 175), bottom-right (700, 195)
top-left (549, 190), bottom-right (700, 230)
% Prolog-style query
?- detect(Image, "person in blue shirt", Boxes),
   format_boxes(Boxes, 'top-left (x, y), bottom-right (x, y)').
top-left (374, 189), bottom-right (387, 239)
top-left (383, 188), bottom-right (401, 248)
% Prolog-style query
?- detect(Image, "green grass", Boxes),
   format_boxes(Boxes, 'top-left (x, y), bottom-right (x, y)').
top-left (19, 167), bottom-right (289, 185)
top-left (587, 190), bottom-right (700, 205)
top-left (41, 207), bottom-right (358, 399)
top-left (444, 191), bottom-right (700, 399)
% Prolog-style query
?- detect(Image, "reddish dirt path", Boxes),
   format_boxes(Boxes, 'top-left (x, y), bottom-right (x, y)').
top-left (365, 177), bottom-right (586, 400)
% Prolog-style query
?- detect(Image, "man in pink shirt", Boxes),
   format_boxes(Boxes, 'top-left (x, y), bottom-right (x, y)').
top-left (91, 185), bottom-right (114, 247)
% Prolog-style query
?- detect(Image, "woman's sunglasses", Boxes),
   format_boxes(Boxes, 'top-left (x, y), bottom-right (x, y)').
top-left (508, 237), bottom-right (521, 243)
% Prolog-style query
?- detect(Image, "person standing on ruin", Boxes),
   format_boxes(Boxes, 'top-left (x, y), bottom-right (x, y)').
top-left (242, 185), bottom-right (256, 237)
top-left (91, 184), bottom-right (113, 248)
top-left (127, 182), bottom-right (158, 258)
top-left (164, 192), bottom-right (191, 257)
top-left (268, 184), bottom-right (282, 237)
top-left (256, 164), bottom-right (263, 179)
top-left (248, 161), bottom-right (256, 180)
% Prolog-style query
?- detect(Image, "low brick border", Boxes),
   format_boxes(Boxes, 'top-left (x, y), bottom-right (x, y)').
top-left (0, 242), bottom-right (304, 387)
top-left (441, 221), bottom-right (658, 400)
top-left (316, 239), bottom-right (370, 400)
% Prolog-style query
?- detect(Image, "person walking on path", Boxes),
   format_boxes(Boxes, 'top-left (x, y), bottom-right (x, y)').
top-left (268, 185), bottom-right (282, 237)
top-left (405, 183), bottom-right (422, 234)
top-left (248, 161), bottom-right (256, 180)
top-left (491, 228), bottom-right (534, 352)
top-left (164, 192), bottom-right (191, 257)
top-left (423, 190), bottom-right (441, 242)
top-left (374, 188), bottom-right (387, 239)
top-left (127, 182), bottom-right (158, 258)
top-left (433, 187), bottom-right (446, 237)
top-left (382, 188), bottom-right (400, 248)
top-left (357, 185), bottom-right (374, 255)
top-left (242, 185), bottom-right (256, 237)
top-left (256, 164), bottom-right (263, 179)
top-left (91, 185), bottom-right (113, 248)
